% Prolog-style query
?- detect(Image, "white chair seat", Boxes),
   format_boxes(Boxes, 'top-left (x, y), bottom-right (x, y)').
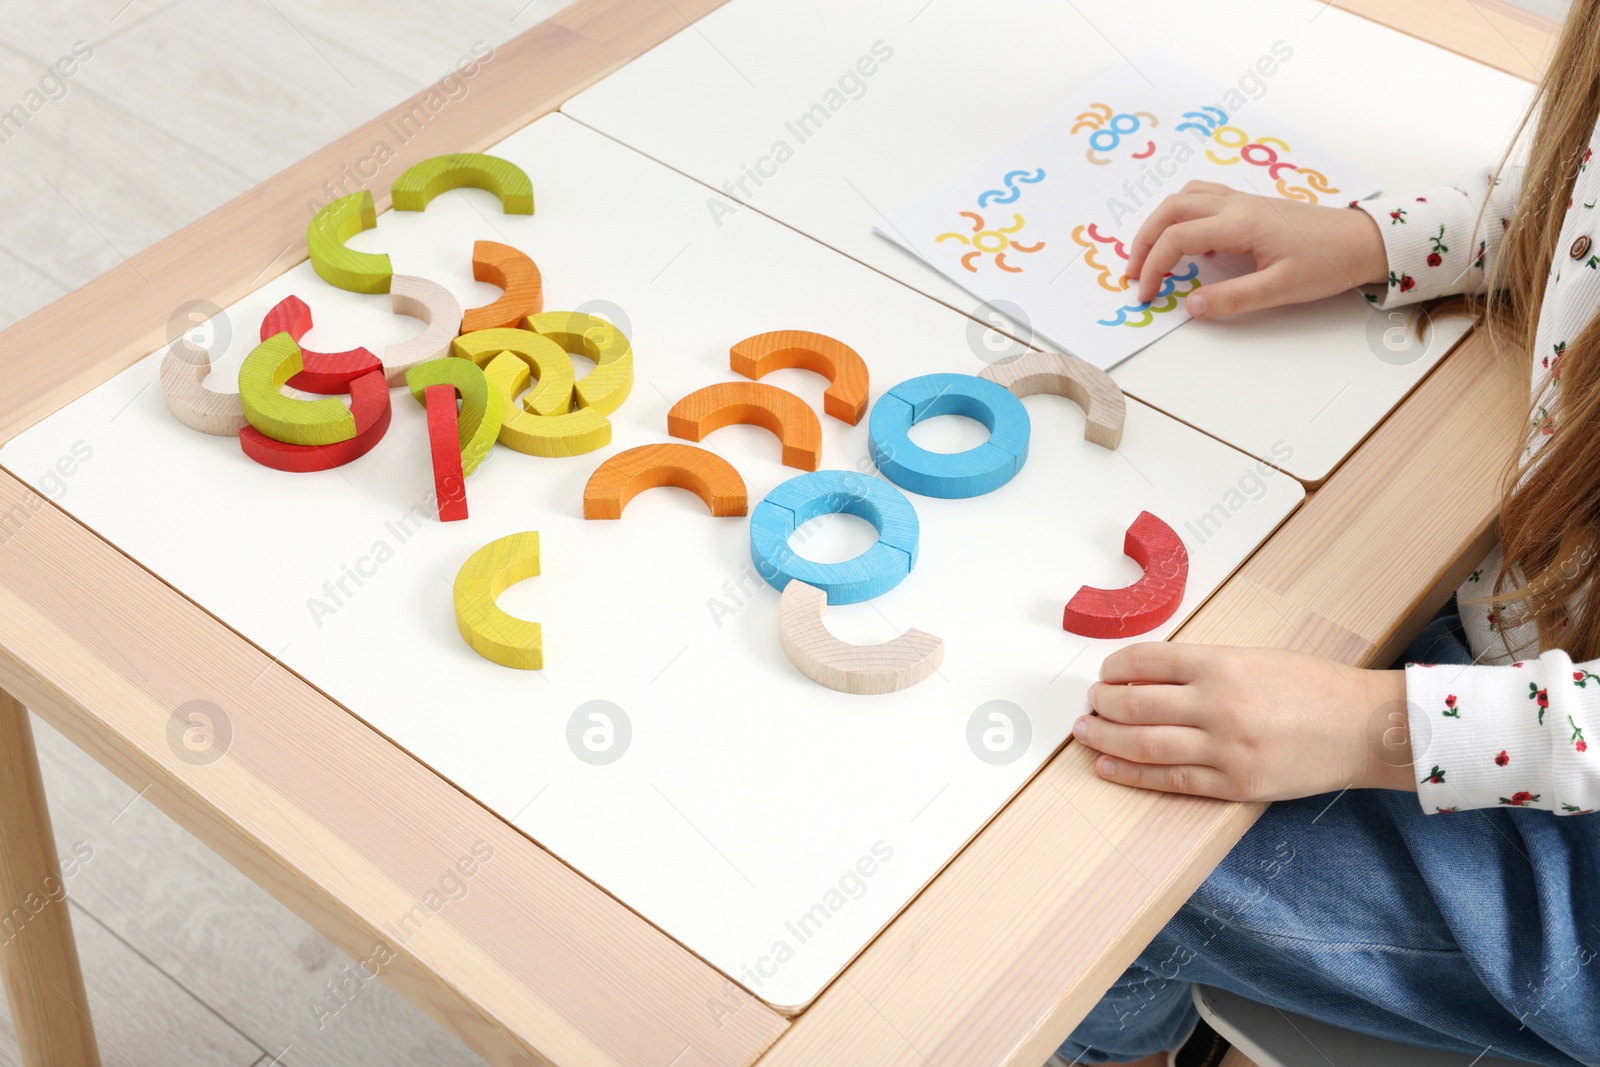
top-left (1194, 985), bottom-right (1540, 1067)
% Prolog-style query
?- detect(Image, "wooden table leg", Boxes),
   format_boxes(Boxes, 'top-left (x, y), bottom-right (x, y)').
top-left (0, 690), bottom-right (101, 1067)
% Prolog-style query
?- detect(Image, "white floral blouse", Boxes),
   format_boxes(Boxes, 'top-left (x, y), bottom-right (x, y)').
top-left (1353, 127), bottom-right (1600, 816)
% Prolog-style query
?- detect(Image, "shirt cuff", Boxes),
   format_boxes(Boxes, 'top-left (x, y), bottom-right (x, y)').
top-left (1350, 189), bottom-right (1485, 308)
top-left (1406, 651), bottom-right (1586, 815)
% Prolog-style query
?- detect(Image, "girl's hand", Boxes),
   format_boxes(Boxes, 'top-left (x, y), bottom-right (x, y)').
top-left (1124, 181), bottom-right (1389, 319)
top-left (1073, 642), bottom-right (1414, 802)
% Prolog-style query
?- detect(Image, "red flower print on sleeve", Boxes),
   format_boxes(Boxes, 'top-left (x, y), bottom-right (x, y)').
top-left (1389, 208), bottom-right (1408, 225)
top-left (1426, 225), bottom-right (1448, 267)
top-left (1495, 750), bottom-right (1509, 766)
top-left (1500, 791), bottom-right (1541, 806)
top-left (1530, 684), bottom-right (1549, 724)
top-left (1569, 716), bottom-right (1587, 752)
top-left (1389, 271), bottom-right (1416, 293)
top-left (1422, 765), bottom-right (1447, 785)
top-left (1574, 668), bottom-right (1599, 687)
top-left (1442, 694), bottom-right (1460, 718)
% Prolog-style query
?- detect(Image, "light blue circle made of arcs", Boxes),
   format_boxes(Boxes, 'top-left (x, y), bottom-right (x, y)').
top-left (748, 469), bottom-right (920, 605)
top-left (868, 372), bottom-right (1031, 499)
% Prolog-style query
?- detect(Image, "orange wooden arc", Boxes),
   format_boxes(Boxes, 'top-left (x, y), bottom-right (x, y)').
top-left (462, 240), bottom-right (544, 333)
top-left (582, 443), bottom-right (748, 520)
top-left (729, 329), bottom-right (870, 425)
top-left (666, 381), bottom-right (822, 470)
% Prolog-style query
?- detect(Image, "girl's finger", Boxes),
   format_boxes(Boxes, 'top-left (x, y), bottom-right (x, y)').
top-left (1074, 716), bottom-right (1210, 766)
top-left (1124, 193), bottom-right (1226, 283)
top-left (1100, 642), bottom-right (1203, 685)
top-left (1091, 755), bottom-right (1230, 798)
top-left (1136, 217), bottom-right (1239, 300)
top-left (1089, 680), bottom-right (1201, 725)
top-left (1184, 263), bottom-right (1292, 319)
top-left (1176, 179), bottom-right (1239, 198)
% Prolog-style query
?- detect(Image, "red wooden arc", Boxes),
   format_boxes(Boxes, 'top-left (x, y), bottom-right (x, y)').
top-left (260, 295), bottom-right (383, 394)
top-left (239, 369), bottom-right (392, 473)
top-left (582, 443), bottom-right (747, 520)
top-left (1062, 511), bottom-right (1189, 639)
top-left (424, 384), bottom-right (468, 522)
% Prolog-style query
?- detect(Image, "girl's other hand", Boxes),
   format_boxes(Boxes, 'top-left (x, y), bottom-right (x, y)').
top-left (1124, 181), bottom-right (1389, 319)
top-left (1073, 642), bottom-right (1413, 802)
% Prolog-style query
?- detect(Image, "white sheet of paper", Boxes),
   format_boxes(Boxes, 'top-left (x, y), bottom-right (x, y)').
top-left (874, 51), bottom-right (1379, 369)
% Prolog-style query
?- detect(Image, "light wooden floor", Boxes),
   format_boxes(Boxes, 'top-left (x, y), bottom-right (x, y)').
top-left (0, 0), bottom-right (1563, 1064)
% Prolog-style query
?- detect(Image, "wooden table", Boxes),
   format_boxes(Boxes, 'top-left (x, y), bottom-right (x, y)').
top-left (0, 1), bottom-right (1554, 1064)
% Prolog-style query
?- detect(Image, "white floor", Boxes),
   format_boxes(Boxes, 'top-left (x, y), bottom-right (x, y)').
top-left (0, 0), bottom-right (1570, 1064)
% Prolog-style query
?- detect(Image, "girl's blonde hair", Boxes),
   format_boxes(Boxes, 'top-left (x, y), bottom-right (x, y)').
top-left (1467, 0), bottom-right (1600, 660)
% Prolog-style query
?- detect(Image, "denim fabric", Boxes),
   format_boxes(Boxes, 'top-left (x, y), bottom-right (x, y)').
top-left (1057, 599), bottom-right (1600, 1066)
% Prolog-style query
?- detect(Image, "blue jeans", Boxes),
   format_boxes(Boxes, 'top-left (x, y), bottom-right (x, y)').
top-left (1057, 598), bottom-right (1600, 1066)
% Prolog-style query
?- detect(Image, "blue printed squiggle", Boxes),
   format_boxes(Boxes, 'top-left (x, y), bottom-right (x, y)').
top-left (976, 168), bottom-right (1046, 208)
top-left (1097, 261), bottom-right (1202, 327)
top-left (1174, 104), bottom-right (1229, 136)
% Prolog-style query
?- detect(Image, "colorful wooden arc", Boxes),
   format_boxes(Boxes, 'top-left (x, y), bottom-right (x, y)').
top-left (451, 328), bottom-right (574, 417)
top-left (405, 357), bottom-right (503, 477)
top-left (730, 330), bottom-right (870, 425)
top-left (453, 531), bottom-right (543, 670)
top-left (238, 369), bottom-right (391, 473)
top-left (391, 153), bottom-right (534, 215)
top-left (582, 443), bottom-right (747, 520)
top-left (749, 470), bottom-right (919, 605)
top-left (482, 352), bottom-right (611, 458)
top-left (1062, 510), bottom-right (1189, 639)
top-left (462, 241), bottom-right (543, 333)
top-left (160, 339), bottom-right (248, 436)
top-left (779, 580), bottom-right (944, 695)
top-left (868, 373), bottom-right (1030, 498)
top-left (386, 275), bottom-right (463, 386)
top-left (666, 381), bottom-right (821, 470)
top-left (306, 191), bottom-right (392, 294)
top-left (258, 295), bottom-right (383, 394)
top-left (523, 311), bottom-right (634, 416)
top-left (237, 334), bottom-right (357, 446)
top-left (979, 349), bottom-right (1126, 450)
top-left (424, 384), bottom-right (468, 522)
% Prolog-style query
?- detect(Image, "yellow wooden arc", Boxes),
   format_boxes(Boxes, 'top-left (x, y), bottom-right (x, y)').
top-left (482, 353), bottom-right (611, 458)
top-left (522, 311), bottom-right (634, 416)
top-left (453, 532), bottom-right (542, 670)
top-left (451, 328), bottom-right (574, 417)
top-left (391, 153), bottom-right (534, 214)
top-left (237, 333), bottom-right (357, 447)
top-left (306, 191), bottom-right (392, 294)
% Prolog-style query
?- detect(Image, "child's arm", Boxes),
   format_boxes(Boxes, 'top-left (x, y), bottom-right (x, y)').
top-left (1073, 643), bottom-right (1600, 815)
top-left (1124, 167), bottom-right (1524, 318)
top-left (1405, 652), bottom-right (1599, 814)
top-left (1348, 163), bottom-right (1525, 308)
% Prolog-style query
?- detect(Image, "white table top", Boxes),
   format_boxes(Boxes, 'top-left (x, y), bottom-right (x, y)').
top-left (564, 0), bottom-right (1535, 482)
top-left (0, 113), bottom-right (1300, 1009)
